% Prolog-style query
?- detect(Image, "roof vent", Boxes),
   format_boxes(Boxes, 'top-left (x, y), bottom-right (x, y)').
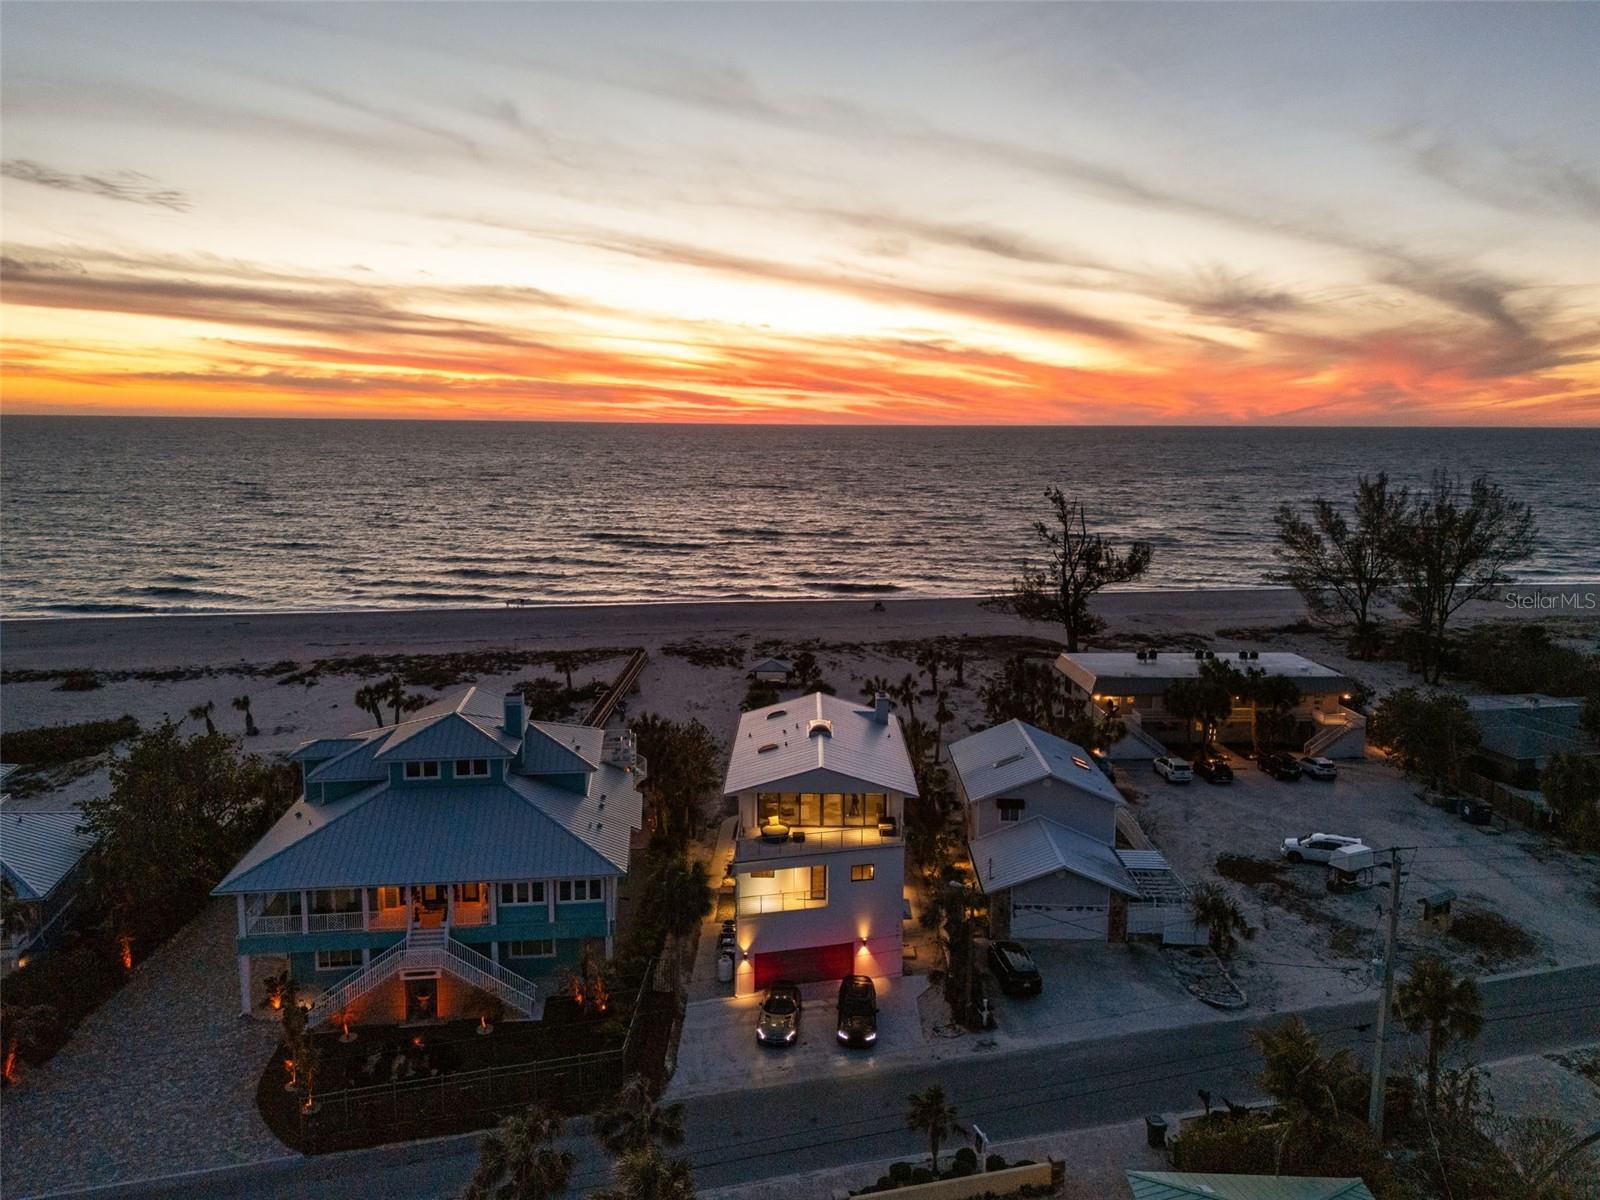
top-left (767, 709), bottom-right (788, 719)
top-left (807, 719), bottom-right (833, 738)
top-left (1071, 756), bottom-right (1092, 771)
top-left (757, 742), bottom-right (779, 754)
top-left (994, 752), bottom-right (1025, 768)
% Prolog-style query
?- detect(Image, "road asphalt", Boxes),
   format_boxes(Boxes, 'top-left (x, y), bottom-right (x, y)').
top-left (30, 961), bottom-right (1600, 1200)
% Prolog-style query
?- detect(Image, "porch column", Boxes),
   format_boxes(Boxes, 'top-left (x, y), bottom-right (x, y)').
top-left (605, 878), bottom-right (616, 959)
top-left (491, 941), bottom-right (500, 965)
top-left (235, 894), bottom-right (246, 938)
top-left (546, 883), bottom-right (556, 923)
top-left (237, 954), bottom-right (252, 1016)
top-left (299, 890), bottom-right (310, 934)
top-left (445, 884), bottom-right (454, 928)
top-left (488, 883), bottom-right (497, 925)
top-left (360, 886), bottom-right (369, 931)
top-left (402, 885), bottom-right (411, 930)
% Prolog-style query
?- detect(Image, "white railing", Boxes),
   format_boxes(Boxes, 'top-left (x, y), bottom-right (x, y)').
top-left (443, 939), bottom-right (539, 1012)
top-left (735, 892), bottom-right (829, 916)
top-left (1304, 706), bottom-right (1366, 757)
top-left (245, 913), bottom-right (300, 936)
top-left (735, 824), bottom-right (899, 861)
top-left (308, 911), bottom-right (365, 932)
top-left (305, 938), bottom-right (409, 1026)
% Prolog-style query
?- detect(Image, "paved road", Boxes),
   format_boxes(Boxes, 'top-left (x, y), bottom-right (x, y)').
top-left (43, 962), bottom-right (1600, 1200)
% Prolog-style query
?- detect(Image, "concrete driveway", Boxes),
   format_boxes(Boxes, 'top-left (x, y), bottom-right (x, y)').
top-left (979, 939), bottom-right (1214, 1048)
top-left (669, 973), bottom-right (928, 1099)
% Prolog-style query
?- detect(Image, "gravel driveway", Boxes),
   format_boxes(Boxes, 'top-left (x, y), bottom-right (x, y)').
top-left (1, 899), bottom-right (291, 1198)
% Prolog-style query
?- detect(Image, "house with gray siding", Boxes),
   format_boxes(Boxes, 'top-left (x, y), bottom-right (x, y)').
top-left (213, 687), bottom-right (643, 1026)
top-left (1, 774), bottom-right (97, 974)
top-left (951, 721), bottom-right (1189, 942)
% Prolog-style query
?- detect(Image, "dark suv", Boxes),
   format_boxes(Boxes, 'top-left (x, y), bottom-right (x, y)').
top-left (1192, 752), bottom-right (1234, 784)
top-left (1258, 752), bottom-right (1303, 781)
top-left (986, 940), bottom-right (1043, 996)
top-left (835, 975), bottom-right (878, 1047)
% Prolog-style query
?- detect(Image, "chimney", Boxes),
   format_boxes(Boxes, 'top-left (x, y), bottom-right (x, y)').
top-left (873, 692), bottom-right (893, 725)
top-left (504, 691), bottom-right (526, 739)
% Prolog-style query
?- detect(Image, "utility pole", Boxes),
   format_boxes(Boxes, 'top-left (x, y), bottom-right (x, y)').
top-left (1368, 846), bottom-right (1410, 1139)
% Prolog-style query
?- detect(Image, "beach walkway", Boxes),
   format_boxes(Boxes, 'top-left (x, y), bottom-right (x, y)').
top-left (0, 900), bottom-right (289, 1197)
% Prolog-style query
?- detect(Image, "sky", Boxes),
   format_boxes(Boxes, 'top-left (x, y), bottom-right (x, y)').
top-left (2, 1), bottom-right (1597, 425)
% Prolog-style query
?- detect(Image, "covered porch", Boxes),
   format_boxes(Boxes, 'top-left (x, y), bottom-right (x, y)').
top-left (239, 882), bottom-right (497, 937)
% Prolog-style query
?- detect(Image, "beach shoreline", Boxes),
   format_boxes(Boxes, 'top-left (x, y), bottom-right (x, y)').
top-left (4, 584), bottom-right (1593, 673)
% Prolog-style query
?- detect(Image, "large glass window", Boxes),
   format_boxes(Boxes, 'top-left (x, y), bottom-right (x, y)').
top-left (757, 792), bottom-right (887, 827)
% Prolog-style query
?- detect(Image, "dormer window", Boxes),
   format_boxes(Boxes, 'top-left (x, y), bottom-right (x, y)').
top-left (404, 761), bottom-right (441, 780)
top-left (455, 759), bottom-right (490, 778)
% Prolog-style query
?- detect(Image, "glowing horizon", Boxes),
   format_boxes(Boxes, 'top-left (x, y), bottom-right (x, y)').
top-left (3, 3), bottom-right (1597, 425)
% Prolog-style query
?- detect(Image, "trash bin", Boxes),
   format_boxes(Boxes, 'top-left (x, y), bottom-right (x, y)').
top-left (716, 952), bottom-right (734, 984)
top-left (1145, 1114), bottom-right (1167, 1149)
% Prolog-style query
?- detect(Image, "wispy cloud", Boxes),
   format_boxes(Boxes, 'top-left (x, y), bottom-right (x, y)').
top-left (1, 160), bottom-right (191, 211)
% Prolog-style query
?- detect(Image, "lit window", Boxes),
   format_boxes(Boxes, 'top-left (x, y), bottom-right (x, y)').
top-left (851, 864), bottom-right (875, 882)
top-left (314, 949), bottom-right (361, 971)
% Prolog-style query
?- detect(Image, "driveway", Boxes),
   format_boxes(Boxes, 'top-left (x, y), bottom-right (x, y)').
top-left (669, 973), bottom-right (927, 1099)
top-left (0, 899), bottom-right (290, 1198)
top-left (980, 939), bottom-right (1215, 1048)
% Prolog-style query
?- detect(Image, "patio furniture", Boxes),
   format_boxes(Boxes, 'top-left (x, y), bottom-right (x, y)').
top-left (760, 823), bottom-right (790, 843)
top-left (790, 830), bottom-right (806, 842)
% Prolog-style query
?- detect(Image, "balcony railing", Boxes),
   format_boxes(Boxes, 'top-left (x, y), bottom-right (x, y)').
top-left (735, 891), bottom-right (829, 916)
top-left (245, 902), bottom-right (494, 937)
top-left (734, 824), bottom-right (900, 861)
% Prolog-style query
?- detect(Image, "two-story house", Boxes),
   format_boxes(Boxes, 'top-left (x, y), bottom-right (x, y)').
top-left (1, 767), bottom-right (97, 975)
top-left (213, 687), bottom-right (642, 1026)
top-left (723, 692), bottom-right (917, 995)
top-left (951, 720), bottom-right (1145, 942)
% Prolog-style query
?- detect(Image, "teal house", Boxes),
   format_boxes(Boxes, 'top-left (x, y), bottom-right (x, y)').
top-left (213, 687), bottom-right (643, 1026)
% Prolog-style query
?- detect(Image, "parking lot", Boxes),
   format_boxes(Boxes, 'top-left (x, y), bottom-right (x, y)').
top-left (1123, 747), bottom-right (1600, 1011)
top-left (669, 972), bottom-right (928, 1099)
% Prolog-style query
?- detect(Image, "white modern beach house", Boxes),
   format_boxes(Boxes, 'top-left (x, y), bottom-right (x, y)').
top-left (722, 692), bottom-right (917, 995)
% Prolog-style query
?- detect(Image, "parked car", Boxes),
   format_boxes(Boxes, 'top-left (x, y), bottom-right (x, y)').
top-left (756, 980), bottom-right (802, 1046)
top-left (835, 975), bottom-right (879, 1046)
top-left (1192, 752), bottom-right (1234, 784)
top-left (1281, 833), bottom-right (1367, 864)
top-left (1090, 750), bottom-right (1116, 783)
top-left (1153, 756), bottom-right (1194, 783)
top-left (1298, 756), bottom-right (1338, 780)
top-left (1258, 752), bottom-right (1303, 781)
top-left (987, 940), bottom-right (1043, 996)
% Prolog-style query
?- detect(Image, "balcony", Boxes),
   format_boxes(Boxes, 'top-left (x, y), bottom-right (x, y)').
top-left (242, 889), bottom-right (497, 937)
top-left (733, 823), bottom-right (901, 863)
top-left (735, 890), bottom-right (829, 916)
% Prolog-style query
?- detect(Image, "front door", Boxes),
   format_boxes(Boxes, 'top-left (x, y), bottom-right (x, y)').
top-left (404, 974), bottom-right (438, 1022)
top-left (414, 885), bottom-right (448, 928)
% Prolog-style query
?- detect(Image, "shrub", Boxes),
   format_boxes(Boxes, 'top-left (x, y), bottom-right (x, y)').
top-left (909, 1167), bottom-right (934, 1184)
top-left (0, 715), bottom-right (140, 770)
top-left (55, 671), bottom-right (102, 692)
top-left (1, 942), bottom-right (123, 1065)
top-left (985, 1154), bottom-right (1009, 1172)
top-left (888, 1162), bottom-right (914, 1184)
top-left (953, 1147), bottom-right (978, 1172)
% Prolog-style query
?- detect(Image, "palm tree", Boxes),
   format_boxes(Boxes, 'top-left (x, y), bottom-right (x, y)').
top-left (231, 695), bottom-right (259, 736)
top-left (594, 1074), bottom-right (686, 1157)
top-left (932, 689), bottom-right (954, 762)
top-left (905, 1084), bottom-right (960, 1173)
top-left (354, 683), bottom-right (387, 726)
top-left (466, 1104), bottom-right (575, 1200)
top-left (1190, 883), bottom-right (1249, 959)
top-left (860, 675), bottom-right (893, 702)
top-left (551, 652), bottom-right (576, 695)
top-left (594, 1147), bottom-right (696, 1200)
top-left (915, 644), bottom-right (945, 695)
top-left (652, 858), bottom-right (712, 996)
top-left (187, 701), bottom-right (217, 735)
top-left (1397, 956), bottom-right (1484, 1108)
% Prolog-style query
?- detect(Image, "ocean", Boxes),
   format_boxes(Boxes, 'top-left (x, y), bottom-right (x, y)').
top-left (1, 419), bottom-right (1595, 618)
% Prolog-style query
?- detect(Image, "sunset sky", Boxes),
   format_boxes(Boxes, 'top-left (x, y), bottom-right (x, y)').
top-left (2, 2), bottom-right (1597, 424)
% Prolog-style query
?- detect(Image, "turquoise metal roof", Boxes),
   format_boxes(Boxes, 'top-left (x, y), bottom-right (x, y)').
top-left (375, 711), bottom-right (517, 762)
top-left (523, 722), bottom-right (601, 774)
top-left (212, 782), bottom-right (624, 893)
top-left (1126, 1172), bottom-right (1376, 1200)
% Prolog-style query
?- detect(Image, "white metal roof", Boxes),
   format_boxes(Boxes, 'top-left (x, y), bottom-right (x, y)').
top-left (948, 720), bottom-right (1122, 806)
top-left (1057, 651), bottom-right (1349, 696)
top-left (970, 816), bottom-right (1140, 896)
top-left (1, 803), bottom-right (96, 901)
top-left (724, 692), bottom-right (918, 797)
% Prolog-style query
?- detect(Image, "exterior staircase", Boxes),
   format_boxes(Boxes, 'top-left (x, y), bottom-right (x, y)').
top-left (305, 927), bottom-right (539, 1027)
top-left (1304, 706), bottom-right (1367, 758)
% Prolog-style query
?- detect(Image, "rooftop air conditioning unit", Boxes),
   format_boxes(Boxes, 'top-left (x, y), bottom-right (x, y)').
top-left (1194, 650), bottom-right (1206, 660)
top-left (1149, 651), bottom-right (1158, 660)
top-left (1239, 651), bottom-right (1249, 660)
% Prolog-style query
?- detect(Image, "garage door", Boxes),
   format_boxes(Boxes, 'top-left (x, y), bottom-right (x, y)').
top-left (1010, 903), bottom-right (1108, 941)
top-left (752, 942), bottom-right (855, 989)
